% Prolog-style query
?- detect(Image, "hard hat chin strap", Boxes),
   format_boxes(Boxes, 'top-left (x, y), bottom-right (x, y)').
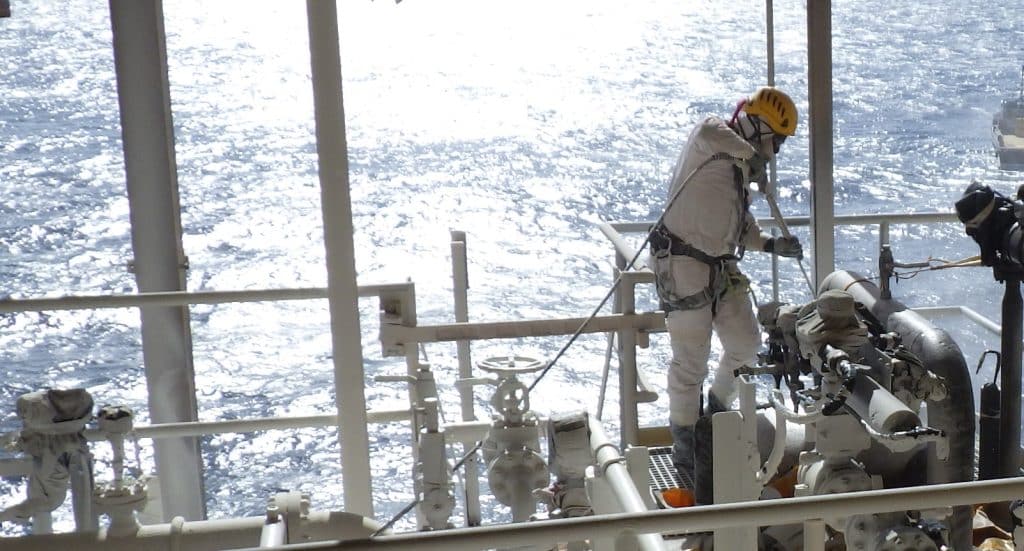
top-left (728, 99), bottom-right (747, 127)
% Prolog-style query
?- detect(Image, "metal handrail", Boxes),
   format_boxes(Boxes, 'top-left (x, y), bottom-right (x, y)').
top-left (602, 210), bottom-right (959, 268)
top-left (244, 477), bottom-right (1024, 551)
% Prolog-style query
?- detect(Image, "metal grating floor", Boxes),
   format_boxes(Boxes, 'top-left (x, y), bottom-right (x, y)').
top-left (648, 446), bottom-right (685, 492)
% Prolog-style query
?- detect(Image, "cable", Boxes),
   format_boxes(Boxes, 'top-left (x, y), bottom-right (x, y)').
top-left (892, 255), bottom-right (982, 280)
top-left (527, 152), bottom-right (734, 393)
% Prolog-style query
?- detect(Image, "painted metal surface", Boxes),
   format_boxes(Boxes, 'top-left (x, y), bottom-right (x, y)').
top-left (108, 0), bottom-right (204, 521)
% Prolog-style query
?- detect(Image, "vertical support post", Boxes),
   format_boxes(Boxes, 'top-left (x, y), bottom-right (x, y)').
top-left (617, 271), bottom-right (639, 446)
top-left (306, 0), bottom-right (373, 516)
top-left (765, 0), bottom-right (775, 83)
top-left (765, 0), bottom-right (784, 304)
top-left (770, 227), bottom-right (780, 302)
top-left (1000, 277), bottom-right (1022, 477)
top-left (807, 0), bottom-right (836, 289)
top-left (711, 412), bottom-right (758, 549)
top-left (803, 519), bottom-right (827, 551)
top-left (108, 0), bottom-right (205, 520)
top-left (450, 231), bottom-right (482, 526)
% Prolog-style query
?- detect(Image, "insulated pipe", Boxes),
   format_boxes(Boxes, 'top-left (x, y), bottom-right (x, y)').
top-left (820, 270), bottom-right (975, 551)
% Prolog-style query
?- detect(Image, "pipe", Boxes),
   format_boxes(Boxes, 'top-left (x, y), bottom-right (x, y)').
top-left (587, 418), bottom-right (666, 551)
top-left (978, 373), bottom-right (1002, 480)
top-left (999, 277), bottom-right (1022, 478)
top-left (0, 511), bottom-right (382, 551)
top-left (820, 270), bottom-right (975, 551)
top-left (756, 409), bottom-right (788, 485)
top-left (259, 478), bottom-right (1024, 551)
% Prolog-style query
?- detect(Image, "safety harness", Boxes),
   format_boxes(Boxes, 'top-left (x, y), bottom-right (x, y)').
top-left (650, 153), bottom-right (754, 314)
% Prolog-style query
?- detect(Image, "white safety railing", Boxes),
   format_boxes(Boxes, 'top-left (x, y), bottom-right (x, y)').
top-left (229, 478), bottom-right (1024, 551)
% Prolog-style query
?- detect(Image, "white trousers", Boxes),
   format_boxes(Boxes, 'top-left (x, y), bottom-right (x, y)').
top-left (666, 289), bottom-right (760, 426)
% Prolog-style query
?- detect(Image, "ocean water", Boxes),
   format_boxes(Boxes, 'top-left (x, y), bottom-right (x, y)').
top-left (1, 0), bottom-right (1024, 536)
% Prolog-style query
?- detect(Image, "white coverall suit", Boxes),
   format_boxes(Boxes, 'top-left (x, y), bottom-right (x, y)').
top-left (654, 115), bottom-right (772, 430)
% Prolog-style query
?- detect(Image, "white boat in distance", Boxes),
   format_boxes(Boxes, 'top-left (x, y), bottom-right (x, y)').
top-left (993, 65), bottom-right (1024, 170)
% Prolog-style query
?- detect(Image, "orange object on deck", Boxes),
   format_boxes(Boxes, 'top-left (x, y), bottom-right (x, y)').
top-left (662, 487), bottom-right (696, 508)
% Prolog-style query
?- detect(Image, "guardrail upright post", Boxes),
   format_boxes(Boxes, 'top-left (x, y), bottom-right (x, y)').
top-left (450, 231), bottom-right (482, 526)
top-left (617, 271), bottom-right (640, 447)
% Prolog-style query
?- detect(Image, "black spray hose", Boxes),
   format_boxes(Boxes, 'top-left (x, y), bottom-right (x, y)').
top-left (976, 350), bottom-right (1001, 481)
top-left (820, 270), bottom-right (975, 551)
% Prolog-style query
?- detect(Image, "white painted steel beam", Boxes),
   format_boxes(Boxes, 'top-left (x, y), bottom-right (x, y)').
top-left (382, 312), bottom-right (664, 345)
top-left (108, 0), bottom-right (205, 521)
top-left (807, 0), bottom-right (836, 290)
top-left (305, 0), bottom-right (373, 517)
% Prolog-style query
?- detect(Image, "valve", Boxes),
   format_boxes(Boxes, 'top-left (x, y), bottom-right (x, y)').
top-left (476, 355), bottom-right (549, 522)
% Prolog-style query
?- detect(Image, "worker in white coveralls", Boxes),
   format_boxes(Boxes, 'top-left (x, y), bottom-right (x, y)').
top-left (649, 87), bottom-right (801, 487)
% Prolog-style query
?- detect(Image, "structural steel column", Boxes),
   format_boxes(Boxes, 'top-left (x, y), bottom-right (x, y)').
top-left (108, 0), bottom-right (206, 520)
top-left (1000, 277), bottom-right (1022, 478)
top-left (807, 0), bottom-right (836, 290)
top-left (306, 0), bottom-right (374, 516)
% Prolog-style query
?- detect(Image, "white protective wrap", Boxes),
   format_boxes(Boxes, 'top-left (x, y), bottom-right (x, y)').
top-left (0, 389), bottom-right (94, 524)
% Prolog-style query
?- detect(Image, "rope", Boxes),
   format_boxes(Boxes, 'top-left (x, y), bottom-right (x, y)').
top-left (893, 255), bottom-right (981, 280)
top-left (527, 153), bottom-right (734, 393)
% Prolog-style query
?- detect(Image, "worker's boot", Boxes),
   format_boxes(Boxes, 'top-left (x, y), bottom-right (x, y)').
top-left (670, 421), bottom-right (696, 489)
top-left (705, 391), bottom-right (729, 416)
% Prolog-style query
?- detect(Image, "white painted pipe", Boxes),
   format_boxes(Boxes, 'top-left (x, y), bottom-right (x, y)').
top-left (756, 409), bottom-right (788, 485)
top-left (275, 478), bottom-right (1024, 551)
top-left (587, 418), bottom-right (666, 551)
top-left (0, 511), bottom-right (381, 551)
top-left (0, 283), bottom-right (411, 312)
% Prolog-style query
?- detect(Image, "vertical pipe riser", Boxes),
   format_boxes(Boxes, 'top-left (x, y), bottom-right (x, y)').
top-left (1000, 279), bottom-right (1022, 477)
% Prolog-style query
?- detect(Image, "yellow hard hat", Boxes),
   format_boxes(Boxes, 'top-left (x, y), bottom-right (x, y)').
top-left (743, 87), bottom-right (798, 136)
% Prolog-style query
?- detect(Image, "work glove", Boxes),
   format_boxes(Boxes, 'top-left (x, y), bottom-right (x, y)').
top-left (765, 236), bottom-right (802, 259)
